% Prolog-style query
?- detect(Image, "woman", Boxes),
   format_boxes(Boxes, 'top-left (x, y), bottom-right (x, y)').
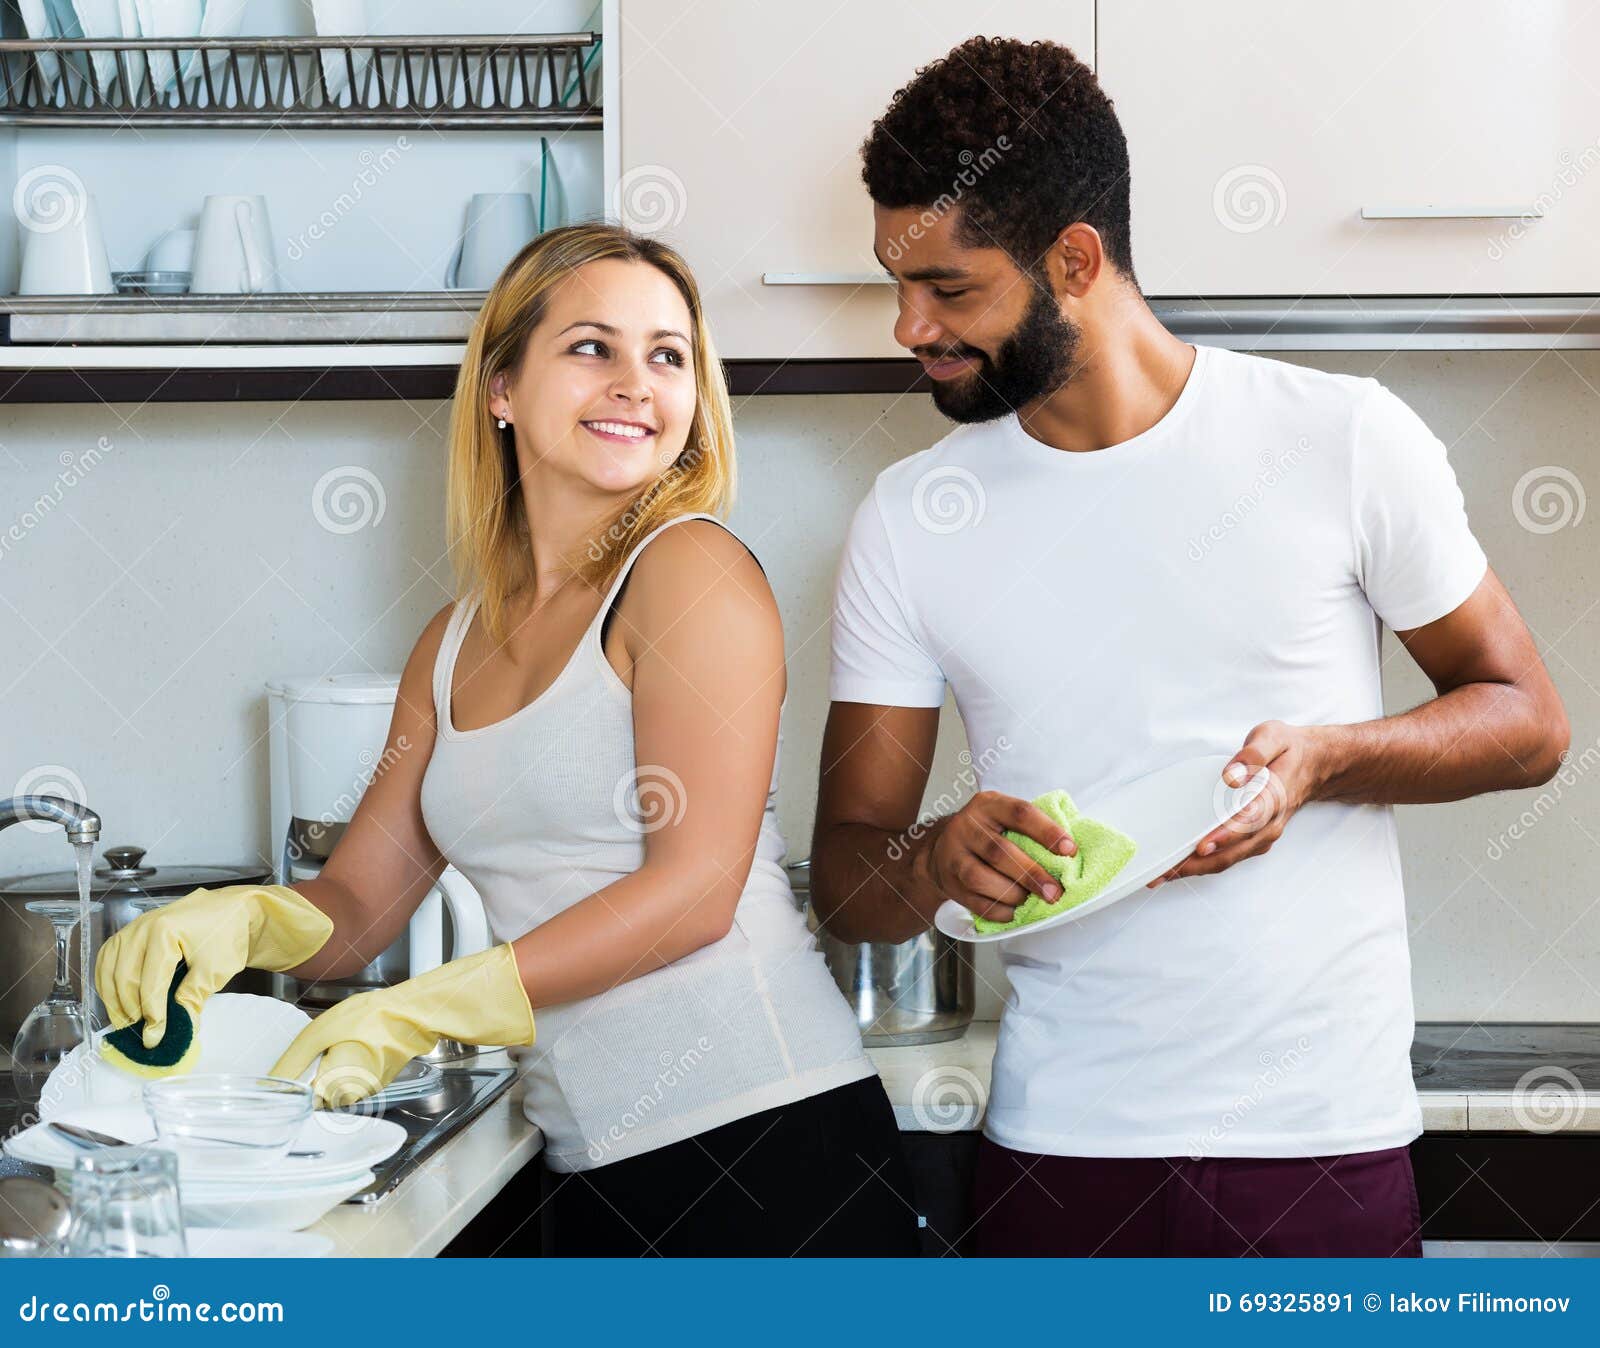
top-left (95, 223), bottom-right (919, 1257)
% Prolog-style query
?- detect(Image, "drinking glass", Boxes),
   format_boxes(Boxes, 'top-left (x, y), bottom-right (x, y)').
top-left (10, 899), bottom-right (103, 1106)
top-left (64, 1144), bottom-right (187, 1258)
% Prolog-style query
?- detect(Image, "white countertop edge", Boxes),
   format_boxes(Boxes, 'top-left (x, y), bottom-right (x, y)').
top-left (311, 1051), bottom-right (543, 1259)
top-left (304, 1029), bottom-right (1593, 1258)
top-left (866, 1023), bottom-right (1599, 1136)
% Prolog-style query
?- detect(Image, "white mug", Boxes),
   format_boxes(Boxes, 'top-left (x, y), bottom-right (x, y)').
top-left (191, 194), bottom-right (279, 293)
top-left (446, 192), bottom-right (537, 290)
top-left (18, 190), bottom-right (113, 295)
top-left (143, 226), bottom-right (196, 272)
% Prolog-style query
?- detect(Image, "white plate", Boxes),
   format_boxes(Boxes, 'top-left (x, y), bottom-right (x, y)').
top-left (38, 992), bottom-right (317, 1120)
top-left (5, 1102), bottom-right (405, 1185)
top-left (180, 1170), bottom-right (373, 1231)
top-left (43, 990), bottom-right (435, 1116)
top-left (184, 1227), bottom-right (335, 1257)
top-left (9, 1152), bottom-right (376, 1232)
top-left (369, 1056), bottom-right (443, 1103)
top-left (934, 754), bottom-right (1271, 945)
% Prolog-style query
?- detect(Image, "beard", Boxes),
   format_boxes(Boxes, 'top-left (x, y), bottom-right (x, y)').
top-left (924, 284), bottom-right (1080, 424)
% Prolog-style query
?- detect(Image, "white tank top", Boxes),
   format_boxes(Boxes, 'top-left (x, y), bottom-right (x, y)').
top-left (420, 512), bottom-right (874, 1171)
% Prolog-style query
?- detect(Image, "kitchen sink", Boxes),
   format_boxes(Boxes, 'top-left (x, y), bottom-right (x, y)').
top-left (0, 1059), bottom-right (519, 1203)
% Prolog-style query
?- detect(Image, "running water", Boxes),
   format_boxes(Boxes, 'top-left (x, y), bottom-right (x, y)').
top-left (73, 839), bottom-right (95, 1048)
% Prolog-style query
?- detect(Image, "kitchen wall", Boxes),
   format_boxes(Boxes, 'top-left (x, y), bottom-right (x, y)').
top-left (2, 348), bottom-right (1595, 1019)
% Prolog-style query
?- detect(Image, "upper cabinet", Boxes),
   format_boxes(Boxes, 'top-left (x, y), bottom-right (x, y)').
top-left (616, 1), bottom-right (1096, 361)
top-left (1099, 0), bottom-right (1600, 295)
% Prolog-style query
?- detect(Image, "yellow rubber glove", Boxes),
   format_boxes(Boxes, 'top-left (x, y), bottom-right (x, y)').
top-left (95, 884), bottom-right (335, 1048)
top-left (267, 943), bottom-right (536, 1108)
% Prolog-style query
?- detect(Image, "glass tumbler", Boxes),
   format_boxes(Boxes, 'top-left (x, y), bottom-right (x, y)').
top-left (64, 1144), bottom-right (187, 1258)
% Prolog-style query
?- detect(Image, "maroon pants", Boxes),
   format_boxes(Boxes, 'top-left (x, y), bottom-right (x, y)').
top-left (975, 1137), bottom-right (1422, 1257)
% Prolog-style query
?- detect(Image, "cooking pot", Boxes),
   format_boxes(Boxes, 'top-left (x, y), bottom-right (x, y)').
top-left (0, 844), bottom-right (275, 1042)
top-left (789, 858), bottom-right (974, 1047)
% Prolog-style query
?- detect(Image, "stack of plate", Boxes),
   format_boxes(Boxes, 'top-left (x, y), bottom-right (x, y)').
top-left (10, 990), bottom-right (429, 1232)
top-left (3, 1101), bottom-right (405, 1231)
top-left (39, 992), bottom-right (442, 1116)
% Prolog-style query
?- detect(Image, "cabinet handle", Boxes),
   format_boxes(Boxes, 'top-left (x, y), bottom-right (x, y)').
top-left (761, 272), bottom-right (895, 285)
top-left (1359, 205), bottom-right (1543, 220)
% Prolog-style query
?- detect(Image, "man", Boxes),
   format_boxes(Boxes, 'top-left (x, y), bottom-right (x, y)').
top-left (809, 36), bottom-right (1569, 1257)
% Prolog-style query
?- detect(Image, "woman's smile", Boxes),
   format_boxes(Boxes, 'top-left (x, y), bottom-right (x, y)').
top-left (581, 417), bottom-right (657, 444)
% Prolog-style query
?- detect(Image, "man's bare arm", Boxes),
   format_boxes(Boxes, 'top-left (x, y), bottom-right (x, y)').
top-left (1160, 567), bottom-right (1571, 885)
top-left (809, 703), bottom-right (1075, 943)
top-left (1313, 567), bottom-right (1568, 804)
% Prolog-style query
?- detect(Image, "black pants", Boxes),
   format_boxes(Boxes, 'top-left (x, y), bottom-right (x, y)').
top-left (538, 1074), bottom-right (921, 1256)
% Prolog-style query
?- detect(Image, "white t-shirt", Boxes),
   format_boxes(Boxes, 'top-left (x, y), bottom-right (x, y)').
top-left (828, 343), bottom-right (1488, 1158)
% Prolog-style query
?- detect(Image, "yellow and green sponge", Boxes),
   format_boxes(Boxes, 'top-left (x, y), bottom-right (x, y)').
top-left (99, 960), bottom-right (200, 1078)
top-left (972, 790), bottom-right (1138, 934)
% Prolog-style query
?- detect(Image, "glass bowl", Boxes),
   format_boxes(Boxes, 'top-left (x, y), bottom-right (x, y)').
top-left (141, 1074), bottom-right (313, 1176)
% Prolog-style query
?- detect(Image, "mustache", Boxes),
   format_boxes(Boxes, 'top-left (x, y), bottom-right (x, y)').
top-left (913, 343), bottom-right (988, 363)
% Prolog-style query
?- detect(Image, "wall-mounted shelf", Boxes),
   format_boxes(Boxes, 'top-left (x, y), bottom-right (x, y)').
top-left (4, 291), bottom-right (485, 343)
top-left (0, 33), bottom-right (600, 129)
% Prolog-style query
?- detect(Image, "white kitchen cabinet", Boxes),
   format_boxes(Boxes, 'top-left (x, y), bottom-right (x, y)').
top-left (1098, 0), bottom-right (1600, 296)
top-left (616, 1), bottom-right (1095, 361)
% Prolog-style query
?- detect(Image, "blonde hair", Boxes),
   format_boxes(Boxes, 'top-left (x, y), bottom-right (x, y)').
top-left (445, 222), bottom-right (737, 646)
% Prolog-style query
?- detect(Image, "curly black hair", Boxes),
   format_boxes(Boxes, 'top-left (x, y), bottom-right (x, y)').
top-left (861, 36), bottom-right (1135, 283)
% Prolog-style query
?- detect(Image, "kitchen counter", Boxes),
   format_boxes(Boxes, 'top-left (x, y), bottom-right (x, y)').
top-left (310, 1049), bottom-right (543, 1258)
top-left (318, 1023), bottom-right (1600, 1255)
top-left (0, 1047), bottom-right (544, 1259)
top-left (868, 1021), bottom-right (1600, 1135)
top-left (15, 1023), bottom-right (1592, 1257)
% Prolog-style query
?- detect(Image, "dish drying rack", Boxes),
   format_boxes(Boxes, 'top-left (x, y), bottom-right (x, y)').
top-left (0, 32), bottom-right (601, 128)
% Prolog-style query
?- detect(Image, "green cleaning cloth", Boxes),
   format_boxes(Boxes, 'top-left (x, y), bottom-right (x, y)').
top-left (971, 789), bottom-right (1138, 934)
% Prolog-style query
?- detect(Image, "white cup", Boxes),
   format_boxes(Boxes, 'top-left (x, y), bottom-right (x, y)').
top-left (143, 226), bottom-right (196, 272)
top-left (18, 188), bottom-right (113, 294)
top-left (445, 192), bottom-right (537, 290)
top-left (191, 194), bottom-right (280, 293)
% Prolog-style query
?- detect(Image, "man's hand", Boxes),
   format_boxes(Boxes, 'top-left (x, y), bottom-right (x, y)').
top-left (1148, 721), bottom-right (1326, 888)
top-left (913, 790), bottom-right (1079, 923)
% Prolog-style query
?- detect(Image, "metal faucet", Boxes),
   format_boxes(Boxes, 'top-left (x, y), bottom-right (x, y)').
top-left (0, 795), bottom-right (101, 845)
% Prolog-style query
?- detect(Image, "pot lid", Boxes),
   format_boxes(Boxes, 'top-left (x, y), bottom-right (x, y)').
top-left (0, 845), bottom-right (272, 901)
